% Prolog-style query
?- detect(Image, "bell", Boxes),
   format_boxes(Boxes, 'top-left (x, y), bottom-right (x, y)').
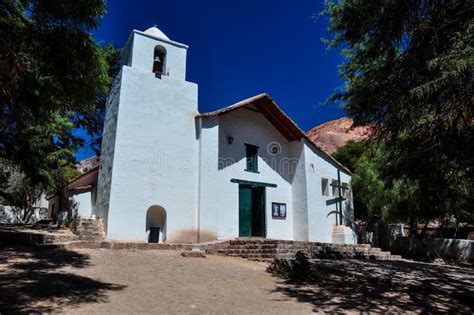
top-left (153, 55), bottom-right (163, 74)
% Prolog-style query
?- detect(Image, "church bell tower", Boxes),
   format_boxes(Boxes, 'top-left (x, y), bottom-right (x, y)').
top-left (95, 26), bottom-right (199, 242)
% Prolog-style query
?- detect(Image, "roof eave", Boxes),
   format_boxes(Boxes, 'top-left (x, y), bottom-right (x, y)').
top-left (196, 93), bottom-right (352, 175)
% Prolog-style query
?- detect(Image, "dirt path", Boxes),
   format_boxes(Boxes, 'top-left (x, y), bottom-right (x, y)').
top-left (0, 245), bottom-right (312, 313)
top-left (0, 244), bottom-right (472, 313)
top-left (62, 249), bottom-right (312, 314)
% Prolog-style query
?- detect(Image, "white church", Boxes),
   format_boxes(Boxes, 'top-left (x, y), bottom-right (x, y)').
top-left (50, 26), bottom-right (357, 244)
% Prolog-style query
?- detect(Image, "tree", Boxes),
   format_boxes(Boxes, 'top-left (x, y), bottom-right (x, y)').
top-left (332, 140), bottom-right (368, 173)
top-left (324, 0), bottom-right (473, 226)
top-left (333, 141), bottom-right (415, 221)
top-left (0, 159), bottom-right (46, 223)
top-left (0, 1), bottom-right (115, 191)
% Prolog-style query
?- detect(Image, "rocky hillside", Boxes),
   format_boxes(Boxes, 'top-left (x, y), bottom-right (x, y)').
top-left (76, 156), bottom-right (100, 173)
top-left (306, 117), bottom-right (370, 154)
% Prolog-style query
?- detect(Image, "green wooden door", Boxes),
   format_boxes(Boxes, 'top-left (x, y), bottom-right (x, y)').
top-left (252, 187), bottom-right (266, 237)
top-left (239, 185), bottom-right (252, 237)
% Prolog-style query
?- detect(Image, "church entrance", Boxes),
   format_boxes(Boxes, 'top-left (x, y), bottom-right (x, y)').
top-left (239, 185), bottom-right (266, 237)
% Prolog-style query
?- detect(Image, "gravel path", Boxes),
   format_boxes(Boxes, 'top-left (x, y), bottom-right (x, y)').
top-left (0, 244), bottom-right (472, 313)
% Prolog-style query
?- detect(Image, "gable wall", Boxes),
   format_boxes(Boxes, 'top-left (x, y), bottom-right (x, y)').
top-left (198, 108), bottom-right (302, 240)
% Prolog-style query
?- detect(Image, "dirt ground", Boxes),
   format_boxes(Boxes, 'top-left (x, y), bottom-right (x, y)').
top-left (0, 244), bottom-right (473, 313)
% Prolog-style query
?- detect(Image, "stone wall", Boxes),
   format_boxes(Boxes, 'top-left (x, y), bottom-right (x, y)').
top-left (0, 225), bottom-right (76, 245)
top-left (74, 219), bottom-right (105, 241)
top-left (391, 236), bottom-right (474, 262)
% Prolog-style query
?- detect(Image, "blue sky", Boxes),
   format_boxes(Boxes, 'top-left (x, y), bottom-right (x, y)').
top-left (77, 0), bottom-right (346, 160)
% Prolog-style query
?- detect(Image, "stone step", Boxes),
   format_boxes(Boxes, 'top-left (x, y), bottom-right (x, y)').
top-left (78, 236), bottom-right (103, 241)
top-left (229, 239), bottom-right (266, 245)
top-left (368, 252), bottom-right (391, 259)
top-left (222, 244), bottom-right (277, 249)
top-left (76, 227), bottom-right (104, 231)
top-left (77, 232), bottom-right (103, 236)
top-left (76, 224), bottom-right (103, 228)
top-left (216, 249), bottom-right (278, 254)
top-left (247, 257), bottom-right (275, 263)
top-left (276, 248), bottom-right (313, 253)
top-left (73, 218), bottom-right (105, 241)
top-left (208, 239), bottom-right (403, 262)
top-left (76, 231), bottom-right (105, 235)
top-left (226, 253), bottom-right (277, 259)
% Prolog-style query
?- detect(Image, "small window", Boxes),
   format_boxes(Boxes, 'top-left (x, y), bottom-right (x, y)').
top-left (245, 144), bottom-right (259, 172)
top-left (332, 179), bottom-right (340, 197)
top-left (321, 178), bottom-right (329, 196)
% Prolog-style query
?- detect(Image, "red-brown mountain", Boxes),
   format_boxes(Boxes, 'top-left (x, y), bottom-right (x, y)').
top-left (306, 117), bottom-right (371, 154)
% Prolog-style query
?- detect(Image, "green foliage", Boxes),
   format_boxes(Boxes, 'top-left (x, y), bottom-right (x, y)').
top-left (0, 1), bottom-right (118, 218)
top-left (0, 159), bottom-right (45, 223)
top-left (332, 140), bottom-right (368, 173)
top-left (350, 150), bottom-right (388, 220)
top-left (0, 0), bottom-right (116, 199)
top-left (62, 165), bottom-right (81, 182)
top-left (350, 145), bottom-right (419, 222)
top-left (324, 0), bottom-right (473, 225)
top-left (72, 44), bottom-right (120, 155)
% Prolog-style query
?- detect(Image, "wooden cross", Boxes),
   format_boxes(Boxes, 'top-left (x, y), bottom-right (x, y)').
top-left (327, 169), bottom-right (346, 226)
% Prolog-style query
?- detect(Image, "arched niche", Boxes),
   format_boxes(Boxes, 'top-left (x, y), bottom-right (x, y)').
top-left (146, 205), bottom-right (167, 243)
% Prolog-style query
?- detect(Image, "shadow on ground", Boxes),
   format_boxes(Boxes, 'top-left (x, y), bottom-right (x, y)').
top-left (272, 259), bottom-right (474, 313)
top-left (0, 243), bottom-right (125, 313)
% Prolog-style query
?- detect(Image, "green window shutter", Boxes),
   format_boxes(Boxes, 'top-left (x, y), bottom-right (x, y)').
top-left (245, 144), bottom-right (258, 172)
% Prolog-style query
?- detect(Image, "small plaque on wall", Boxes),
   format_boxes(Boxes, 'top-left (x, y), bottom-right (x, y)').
top-left (272, 202), bottom-right (287, 219)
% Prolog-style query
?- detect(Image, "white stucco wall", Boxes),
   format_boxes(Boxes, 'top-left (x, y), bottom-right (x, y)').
top-left (197, 108), bottom-right (355, 243)
top-left (291, 141), bottom-right (309, 241)
top-left (197, 116), bottom-right (220, 241)
top-left (73, 192), bottom-right (92, 218)
top-left (97, 28), bottom-right (356, 244)
top-left (95, 71), bottom-right (122, 226)
top-left (97, 29), bottom-right (199, 242)
top-left (104, 64), bottom-right (199, 242)
top-left (198, 107), bottom-right (300, 241)
top-left (303, 141), bottom-right (354, 243)
top-left (129, 31), bottom-right (188, 80)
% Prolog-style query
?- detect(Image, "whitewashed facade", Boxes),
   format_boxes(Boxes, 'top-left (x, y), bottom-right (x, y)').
top-left (94, 27), bottom-right (357, 244)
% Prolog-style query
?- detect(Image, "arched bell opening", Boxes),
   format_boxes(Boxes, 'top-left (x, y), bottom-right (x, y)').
top-left (153, 45), bottom-right (167, 75)
top-left (146, 205), bottom-right (167, 243)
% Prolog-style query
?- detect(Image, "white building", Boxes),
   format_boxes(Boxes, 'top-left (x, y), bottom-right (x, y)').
top-left (47, 165), bottom-right (98, 223)
top-left (71, 26), bottom-right (356, 244)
